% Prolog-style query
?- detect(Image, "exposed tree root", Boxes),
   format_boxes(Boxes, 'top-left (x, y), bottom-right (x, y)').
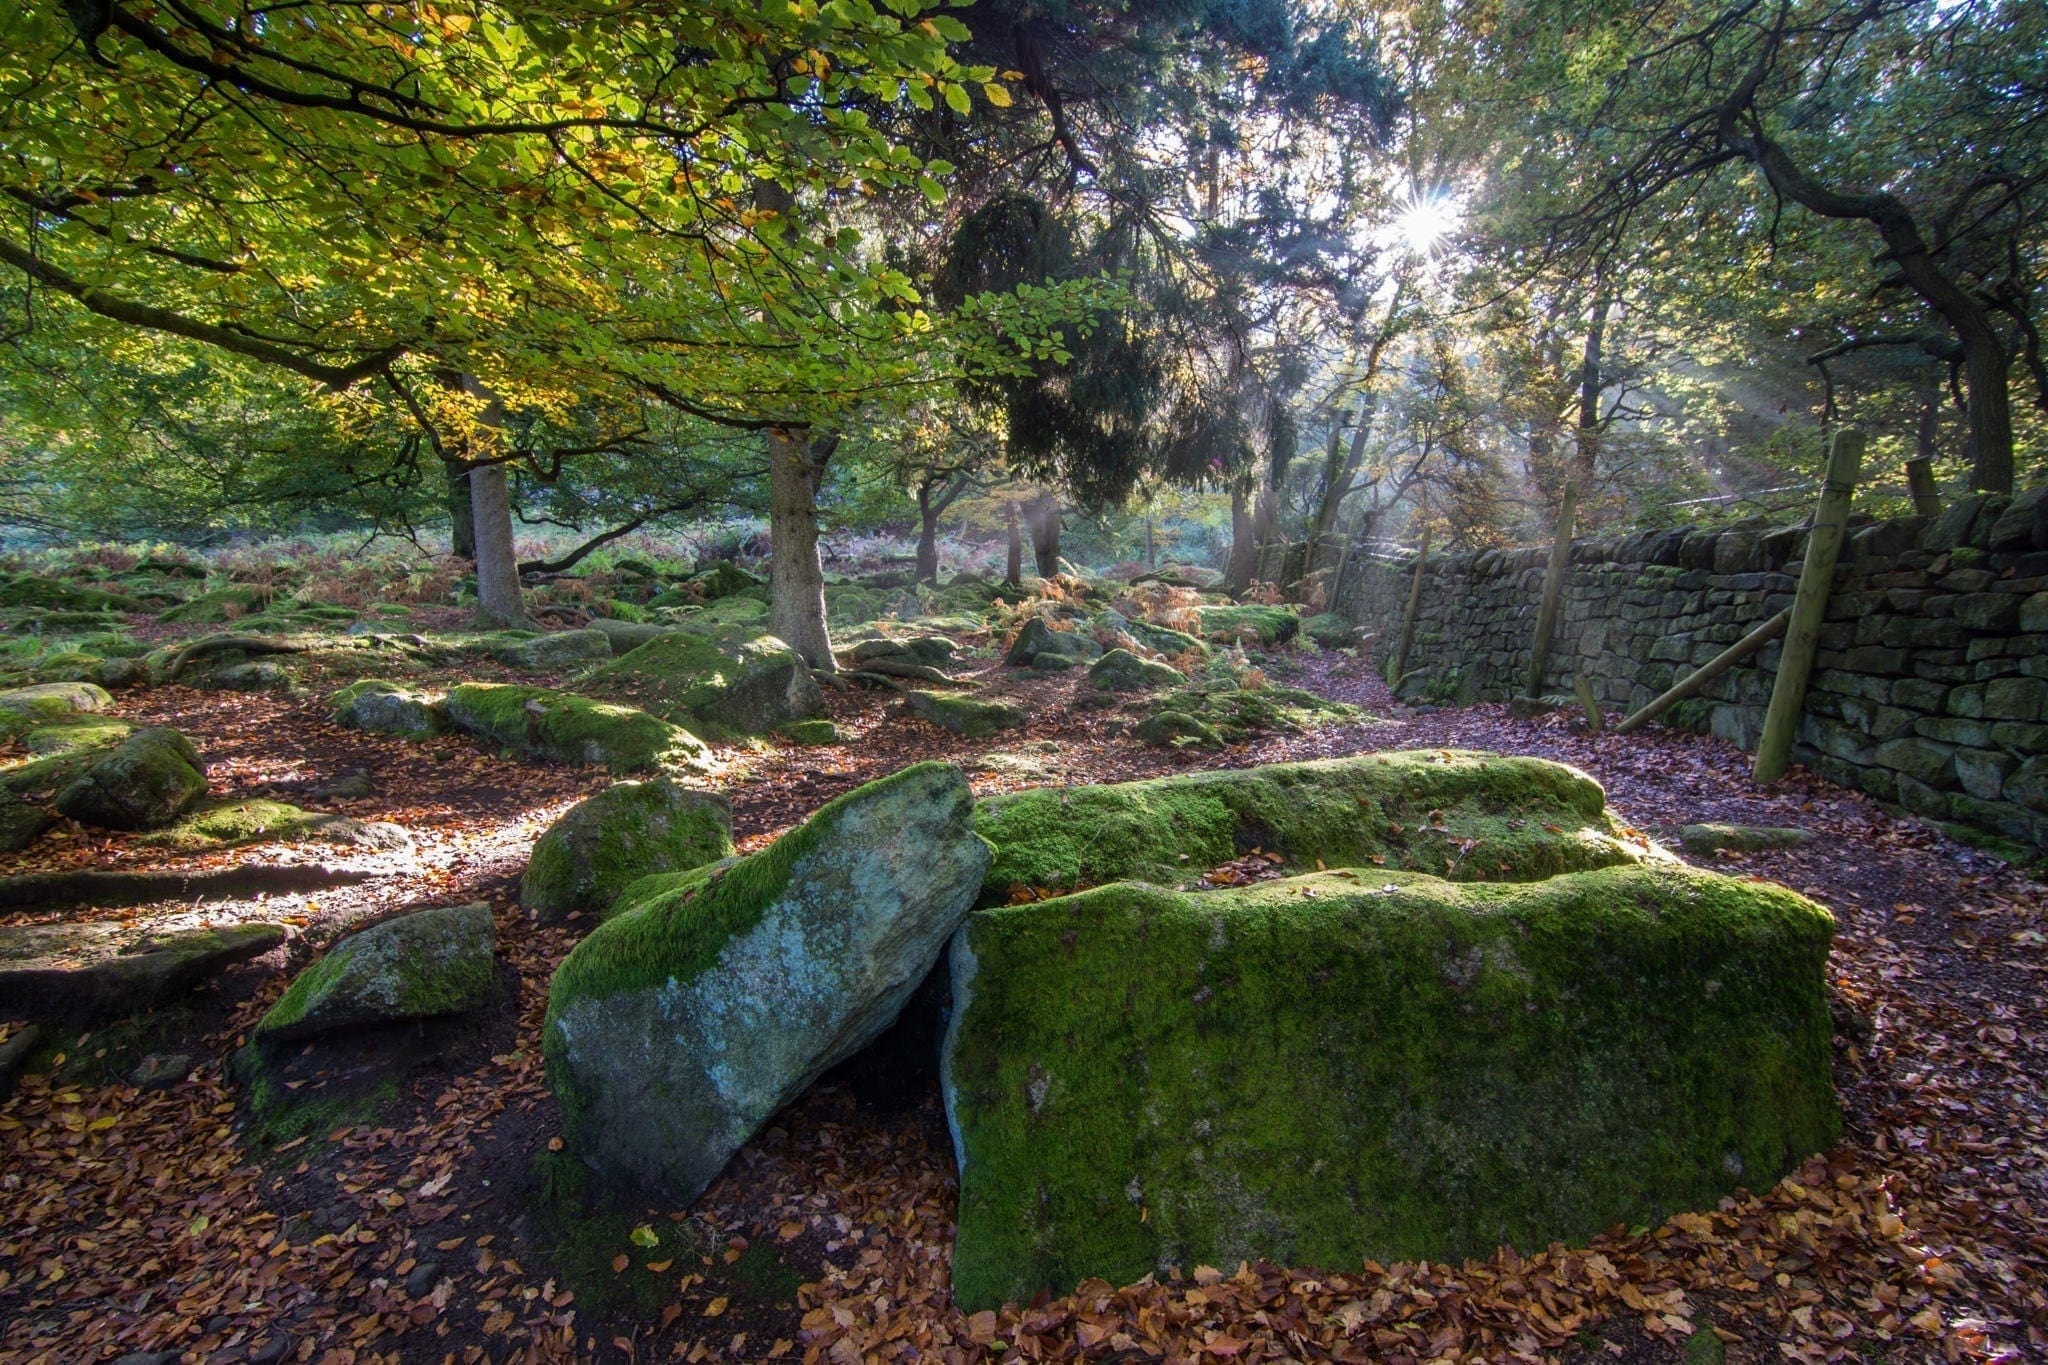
top-left (153, 635), bottom-right (312, 686)
top-left (0, 863), bottom-right (381, 911)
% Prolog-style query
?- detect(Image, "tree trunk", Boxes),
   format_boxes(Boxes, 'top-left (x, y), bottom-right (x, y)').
top-left (767, 429), bottom-right (837, 671)
top-left (916, 484), bottom-right (940, 586)
top-left (445, 458), bottom-right (476, 560)
top-left (1023, 493), bottom-right (1061, 577)
top-left (1005, 502), bottom-right (1023, 587)
top-left (469, 462), bottom-right (527, 629)
top-left (1961, 333), bottom-right (2014, 493)
top-left (1308, 407), bottom-right (1374, 565)
top-left (1144, 517), bottom-right (1155, 570)
top-left (1224, 480), bottom-right (1257, 596)
top-left (1575, 287), bottom-right (1608, 480)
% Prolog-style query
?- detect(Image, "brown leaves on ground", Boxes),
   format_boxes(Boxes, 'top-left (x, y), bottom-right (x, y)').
top-left (1, 654), bottom-right (2044, 1362)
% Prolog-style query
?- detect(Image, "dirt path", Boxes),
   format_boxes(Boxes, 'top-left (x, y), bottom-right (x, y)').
top-left (2, 654), bottom-right (2043, 1363)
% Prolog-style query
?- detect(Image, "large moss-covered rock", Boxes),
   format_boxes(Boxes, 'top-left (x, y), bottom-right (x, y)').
top-left (53, 727), bottom-right (208, 830)
top-left (0, 681), bottom-right (114, 736)
top-left (544, 762), bottom-right (990, 1200)
top-left (1005, 617), bottom-right (1095, 667)
top-left (444, 683), bottom-right (706, 772)
top-left (1300, 612), bottom-right (1362, 648)
top-left (1196, 604), bottom-right (1299, 645)
top-left (0, 920), bottom-right (285, 1021)
top-left (942, 864), bottom-right (1840, 1311)
top-left (0, 574), bottom-right (145, 613)
top-left (138, 799), bottom-right (410, 853)
top-left (255, 903), bottom-right (495, 1043)
top-left (521, 781), bottom-right (736, 922)
top-left (329, 680), bottom-right (451, 739)
top-left (1089, 649), bottom-right (1186, 692)
top-left (495, 628), bottom-right (614, 670)
top-left (583, 632), bottom-right (824, 737)
top-left (156, 583), bottom-right (278, 624)
top-left (973, 751), bottom-right (1642, 900)
top-left (905, 690), bottom-right (1024, 737)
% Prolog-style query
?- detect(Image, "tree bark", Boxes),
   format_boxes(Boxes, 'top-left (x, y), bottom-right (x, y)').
top-left (1023, 493), bottom-right (1061, 577)
top-left (1524, 480), bottom-right (1578, 698)
top-left (469, 462), bottom-right (527, 628)
top-left (1224, 480), bottom-right (1257, 596)
top-left (916, 485), bottom-right (940, 587)
top-left (767, 429), bottom-right (837, 670)
top-left (1575, 285), bottom-right (1608, 480)
top-left (446, 458), bottom-right (476, 560)
top-left (1005, 502), bottom-right (1023, 587)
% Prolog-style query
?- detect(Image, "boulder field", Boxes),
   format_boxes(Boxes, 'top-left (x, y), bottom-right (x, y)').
top-left (535, 751), bottom-right (1840, 1311)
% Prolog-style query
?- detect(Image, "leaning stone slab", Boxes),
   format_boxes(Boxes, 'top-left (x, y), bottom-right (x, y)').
top-left (942, 864), bottom-right (1840, 1311)
top-left (444, 683), bottom-right (707, 773)
top-left (544, 762), bottom-right (990, 1200)
top-left (53, 727), bottom-right (208, 830)
top-left (254, 903), bottom-right (495, 1043)
top-left (973, 750), bottom-right (1645, 901)
top-left (521, 781), bottom-right (735, 922)
top-left (0, 920), bottom-right (285, 1020)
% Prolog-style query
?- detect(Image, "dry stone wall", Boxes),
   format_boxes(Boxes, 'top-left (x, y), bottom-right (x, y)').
top-left (1339, 486), bottom-right (2048, 852)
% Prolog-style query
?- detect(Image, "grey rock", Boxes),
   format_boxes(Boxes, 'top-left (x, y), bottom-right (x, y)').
top-left (0, 921), bottom-right (283, 1021)
top-left (544, 762), bottom-right (990, 1200)
top-left (52, 727), bottom-right (207, 831)
top-left (0, 797), bottom-right (54, 853)
top-left (254, 904), bottom-right (494, 1043)
top-left (494, 628), bottom-right (614, 671)
top-left (0, 681), bottom-right (113, 733)
top-left (0, 1023), bottom-right (40, 1100)
top-left (329, 681), bottom-right (451, 739)
top-left (404, 1261), bottom-right (443, 1298)
top-left (1954, 749), bottom-right (2017, 802)
top-left (128, 1052), bottom-right (194, 1091)
top-left (1088, 649), bottom-right (1186, 692)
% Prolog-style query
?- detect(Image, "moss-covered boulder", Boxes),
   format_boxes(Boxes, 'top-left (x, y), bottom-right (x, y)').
top-left (255, 903), bottom-right (495, 1043)
top-left (905, 690), bottom-right (1024, 738)
top-left (0, 797), bottom-right (54, 853)
top-left (53, 727), bottom-right (208, 830)
top-left (494, 628), bottom-right (614, 671)
top-left (0, 681), bottom-right (114, 736)
top-left (544, 762), bottom-right (990, 1200)
top-left (587, 619), bottom-right (674, 656)
top-left (1143, 682), bottom-right (1361, 744)
top-left (1133, 711), bottom-right (1221, 748)
top-left (156, 583), bottom-right (278, 624)
top-left (1121, 619), bottom-right (1207, 658)
top-left (845, 635), bottom-right (956, 668)
top-left (1300, 612), bottom-right (1361, 648)
top-left (521, 781), bottom-right (736, 922)
top-left (329, 680), bottom-right (451, 739)
top-left (1004, 618), bottom-right (1098, 667)
top-left (22, 717), bottom-right (133, 756)
top-left (0, 920), bottom-right (285, 1021)
top-left (1197, 604), bottom-right (1298, 645)
top-left (688, 561), bottom-right (763, 600)
top-left (778, 718), bottom-right (843, 745)
top-left (0, 574), bottom-right (145, 614)
top-left (444, 683), bottom-right (706, 773)
top-left (942, 863), bottom-right (1840, 1311)
top-left (584, 632), bottom-right (823, 737)
top-left (138, 799), bottom-right (410, 854)
top-left (973, 751), bottom-right (1643, 900)
top-left (1089, 649), bottom-right (1186, 692)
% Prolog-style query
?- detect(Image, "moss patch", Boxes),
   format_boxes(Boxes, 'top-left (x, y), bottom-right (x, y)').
top-left (1143, 682), bottom-right (1360, 744)
top-left (779, 718), bottom-right (843, 745)
top-left (1196, 604), bottom-right (1298, 645)
top-left (905, 690), bottom-right (1024, 738)
top-left (973, 750), bottom-right (1643, 900)
top-left (520, 782), bottom-right (735, 921)
top-left (156, 583), bottom-right (279, 624)
top-left (443, 683), bottom-right (706, 773)
top-left (583, 631), bottom-right (822, 737)
top-left (943, 864), bottom-right (1840, 1310)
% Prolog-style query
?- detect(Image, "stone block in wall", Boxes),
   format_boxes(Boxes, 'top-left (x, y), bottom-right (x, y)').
top-left (1939, 567), bottom-right (1997, 593)
top-left (1734, 672), bottom-right (1773, 707)
top-left (1985, 677), bottom-right (2048, 722)
top-left (1952, 593), bottom-right (2022, 632)
top-left (1852, 762), bottom-right (1899, 801)
top-left (1969, 496), bottom-right (2013, 550)
top-left (1804, 716), bottom-right (1876, 765)
top-left (1710, 705), bottom-right (1759, 750)
top-left (1827, 590), bottom-right (1885, 622)
top-left (1849, 519), bottom-right (1923, 566)
top-left (1648, 636), bottom-right (1691, 663)
top-left (1843, 646), bottom-right (1909, 674)
top-left (2005, 757), bottom-right (2048, 813)
top-left (1759, 525), bottom-right (1805, 564)
top-left (1838, 698), bottom-right (1917, 742)
top-left (1896, 775), bottom-right (1953, 820)
top-left (2022, 593), bottom-right (2048, 633)
top-left (1873, 736), bottom-right (1958, 788)
top-left (1955, 749), bottom-right (2018, 801)
top-left (1712, 533), bottom-right (1765, 575)
top-left (1885, 588), bottom-right (1932, 612)
top-left (1923, 494), bottom-right (1995, 552)
top-left (1991, 721), bottom-right (2048, 750)
top-left (1890, 678), bottom-right (1950, 713)
top-left (1885, 618), bottom-right (1966, 650)
top-left (1677, 533), bottom-right (1717, 571)
top-left (1811, 670), bottom-right (1889, 703)
top-left (1919, 717), bottom-right (1995, 747)
top-left (1967, 639), bottom-right (2009, 663)
top-left (1915, 661), bottom-right (1974, 683)
top-left (1947, 794), bottom-right (2035, 842)
top-left (1948, 684), bottom-right (1986, 717)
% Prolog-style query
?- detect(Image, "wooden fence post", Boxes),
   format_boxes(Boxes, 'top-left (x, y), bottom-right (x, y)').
top-left (1524, 480), bottom-right (1578, 700)
top-left (1391, 527), bottom-right (1431, 682)
top-left (1753, 430), bottom-right (1864, 782)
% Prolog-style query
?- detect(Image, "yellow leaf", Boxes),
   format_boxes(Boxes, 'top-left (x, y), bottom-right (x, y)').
top-left (629, 1225), bottom-right (660, 1248)
top-left (442, 14), bottom-right (472, 35)
top-left (704, 1295), bottom-right (729, 1317)
top-left (983, 82), bottom-right (1013, 107)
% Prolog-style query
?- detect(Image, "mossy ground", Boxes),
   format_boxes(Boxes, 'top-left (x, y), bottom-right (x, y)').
top-left (973, 749), bottom-right (1640, 899)
top-left (527, 1147), bottom-right (715, 1321)
top-left (944, 864), bottom-right (1840, 1311)
top-left (1143, 681), bottom-right (1359, 743)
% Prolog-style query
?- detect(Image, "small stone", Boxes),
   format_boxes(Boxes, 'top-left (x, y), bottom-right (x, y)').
top-left (127, 1052), bottom-right (194, 1091)
top-left (404, 1261), bottom-right (443, 1298)
top-left (1677, 824), bottom-right (1814, 855)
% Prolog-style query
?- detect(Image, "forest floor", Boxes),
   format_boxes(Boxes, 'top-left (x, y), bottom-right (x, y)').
top-left (2, 645), bottom-right (2045, 1364)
